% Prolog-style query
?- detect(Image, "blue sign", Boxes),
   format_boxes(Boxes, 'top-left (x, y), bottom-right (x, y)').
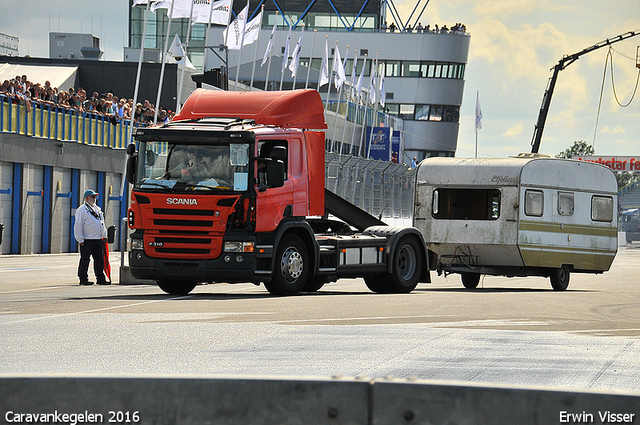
top-left (365, 127), bottom-right (391, 161)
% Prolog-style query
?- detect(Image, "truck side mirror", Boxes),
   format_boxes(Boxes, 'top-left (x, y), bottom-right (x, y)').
top-left (126, 143), bottom-right (136, 156)
top-left (126, 153), bottom-right (138, 185)
top-left (266, 160), bottom-right (285, 188)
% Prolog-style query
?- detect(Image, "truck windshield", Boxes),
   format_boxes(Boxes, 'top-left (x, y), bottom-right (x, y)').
top-left (135, 141), bottom-right (250, 192)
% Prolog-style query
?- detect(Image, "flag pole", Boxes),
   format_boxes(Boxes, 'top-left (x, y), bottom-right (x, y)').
top-left (279, 24), bottom-right (291, 91)
top-left (176, 0), bottom-right (197, 113)
top-left (317, 35), bottom-right (328, 92)
top-left (291, 24), bottom-right (304, 90)
top-left (262, 11), bottom-right (278, 91)
top-left (341, 49), bottom-right (357, 151)
top-left (304, 30), bottom-right (317, 89)
top-left (249, 5), bottom-right (265, 90)
top-left (331, 43), bottom-right (347, 152)
top-left (154, 0), bottom-right (176, 125)
top-left (223, 0), bottom-right (235, 89)
top-left (324, 39), bottom-right (335, 138)
top-left (128, 0), bottom-right (151, 145)
top-left (357, 55), bottom-right (368, 157)
top-left (367, 53), bottom-right (379, 159)
top-left (234, 0), bottom-right (250, 90)
top-left (203, 0), bottom-right (217, 72)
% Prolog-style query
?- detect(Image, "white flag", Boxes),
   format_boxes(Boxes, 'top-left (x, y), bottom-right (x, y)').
top-left (379, 72), bottom-right (385, 107)
top-left (281, 27), bottom-right (291, 72)
top-left (475, 91), bottom-right (483, 131)
top-left (150, 0), bottom-right (169, 12)
top-left (168, 34), bottom-right (186, 58)
top-left (192, 0), bottom-right (232, 25)
top-left (368, 63), bottom-right (376, 105)
top-left (152, 0), bottom-right (192, 18)
top-left (223, 3), bottom-right (249, 50)
top-left (288, 27), bottom-right (304, 77)
top-left (355, 57), bottom-right (365, 101)
top-left (242, 9), bottom-right (262, 46)
top-left (318, 38), bottom-right (330, 88)
top-left (261, 20), bottom-right (276, 66)
top-left (332, 45), bottom-right (346, 89)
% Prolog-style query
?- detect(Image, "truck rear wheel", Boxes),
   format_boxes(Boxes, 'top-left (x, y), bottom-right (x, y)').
top-left (461, 273), bottom-right (480, 289)
top-left (365, 236), bottom-right (422, 294)
top-left (265, 234), bottom-right (309, 295)
top-left (157, 280), bottom-right (197, 295)
top-left (364, 274), bottom-right (392, 294)
top-left (550, 265), bottom-right (570, 291)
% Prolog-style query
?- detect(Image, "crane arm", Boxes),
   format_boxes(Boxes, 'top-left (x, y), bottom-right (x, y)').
top-left (530, 30), bottom-right (639, 154)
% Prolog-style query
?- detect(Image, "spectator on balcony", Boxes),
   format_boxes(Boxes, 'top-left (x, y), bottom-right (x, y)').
top-left (388, 22), bottom-right (397, 32)
top-left (415, 22), bottom-right (424, 33)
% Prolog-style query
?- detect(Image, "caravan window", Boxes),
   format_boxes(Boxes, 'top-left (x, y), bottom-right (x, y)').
top-left (432, 188), bottom-right (500, 220)
top-left (524, 190), bottom-right (544, 217)
top-left (558, 192), bottom-right (574, 216)
top-left (591, 195), bottom-right (614, 222)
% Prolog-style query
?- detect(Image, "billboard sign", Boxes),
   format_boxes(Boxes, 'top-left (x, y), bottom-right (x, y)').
top-left (574, 156), bottom-right (640, 172)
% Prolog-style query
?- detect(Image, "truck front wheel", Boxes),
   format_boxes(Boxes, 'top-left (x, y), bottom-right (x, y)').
top-left (265, 234), bottom-right (310, 295)
top-left (157, 280), bottom-right (197, 295)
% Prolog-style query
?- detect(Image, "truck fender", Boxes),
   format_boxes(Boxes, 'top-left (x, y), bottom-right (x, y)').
top-left (260, 219), bottom-right (319, 279)
top-left (362, 226), bottom-right (431, 283)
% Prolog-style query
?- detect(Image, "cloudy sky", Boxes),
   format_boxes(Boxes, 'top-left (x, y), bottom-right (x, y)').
top-left (2, 0), bottom-right (640, 158)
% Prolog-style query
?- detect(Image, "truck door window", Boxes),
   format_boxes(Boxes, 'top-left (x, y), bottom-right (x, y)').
top-left (557, 192), bottom-right (574, 216)
top-left (591, 195), bottom-right (614, 222)
top-left (258, 141), bottom-right (288, 183)
top-left (524, 190), bottom-right (544, 217)
top-left (432, 188), bottom-right (500, 220)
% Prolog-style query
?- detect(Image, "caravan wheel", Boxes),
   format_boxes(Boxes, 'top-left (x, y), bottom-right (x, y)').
top-left (550, 265), bottom-right (570, 291)
top-left (461, 273), bottom-right (480, 289)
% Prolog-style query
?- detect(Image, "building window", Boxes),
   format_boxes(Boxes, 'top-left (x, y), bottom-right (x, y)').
top-left (402, 61), bottom-right (421, 77)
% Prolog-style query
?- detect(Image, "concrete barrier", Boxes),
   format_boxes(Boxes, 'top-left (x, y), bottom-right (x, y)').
top-left (1, 375), bottom-right (639, 425)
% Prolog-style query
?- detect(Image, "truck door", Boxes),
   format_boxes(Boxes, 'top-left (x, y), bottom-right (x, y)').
top-left (255, 140), bottom-right (294, 233)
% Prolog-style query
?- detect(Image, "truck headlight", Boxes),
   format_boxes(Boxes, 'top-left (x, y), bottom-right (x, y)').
top-left (130, 238), bottom-right (144, 250)
top-left (224, 242), bottom-right (254, 252)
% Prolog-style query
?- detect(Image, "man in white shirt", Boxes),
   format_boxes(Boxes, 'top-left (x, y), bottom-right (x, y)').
top-left (74, 189), bottom-right (109, 285)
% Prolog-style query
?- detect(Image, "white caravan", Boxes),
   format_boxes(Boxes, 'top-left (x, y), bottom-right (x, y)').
top-left (414, 156), bottom-right (618, 290)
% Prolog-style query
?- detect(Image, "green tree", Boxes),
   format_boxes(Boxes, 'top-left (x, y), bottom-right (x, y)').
top-left (555, 140), bottom-right (595, 159)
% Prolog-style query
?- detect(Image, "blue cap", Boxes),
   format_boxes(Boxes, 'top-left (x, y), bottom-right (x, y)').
top-left (83, 189), bottom-right (98, 198)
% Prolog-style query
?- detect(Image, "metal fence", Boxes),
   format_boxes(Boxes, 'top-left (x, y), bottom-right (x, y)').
top-left (0, 94), bottom-right (144, 148)
top-left (325, 152), bottom-right (416, 220)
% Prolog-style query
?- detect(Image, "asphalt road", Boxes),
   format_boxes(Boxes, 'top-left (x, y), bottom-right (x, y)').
top-left (1, 247), bottom-right (639, 393)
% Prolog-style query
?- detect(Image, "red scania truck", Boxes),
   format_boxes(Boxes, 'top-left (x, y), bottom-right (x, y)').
top-left (125, 89), bottom-right (430, 295)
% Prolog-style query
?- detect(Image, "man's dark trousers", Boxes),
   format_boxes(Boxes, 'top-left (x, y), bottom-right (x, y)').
top-left (78, 239), bottom-right (105, 283)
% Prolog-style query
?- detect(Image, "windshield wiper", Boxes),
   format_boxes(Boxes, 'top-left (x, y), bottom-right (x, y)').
top-left (138, 181), bottom-right (176, 191)
top-left (187, 183), bottom-right (232, 192)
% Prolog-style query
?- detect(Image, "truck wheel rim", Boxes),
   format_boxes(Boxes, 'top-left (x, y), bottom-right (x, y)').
top-left (281, 248), bottom-right (303, 281)
top-left (398, 245), bottom-right (417, 280)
